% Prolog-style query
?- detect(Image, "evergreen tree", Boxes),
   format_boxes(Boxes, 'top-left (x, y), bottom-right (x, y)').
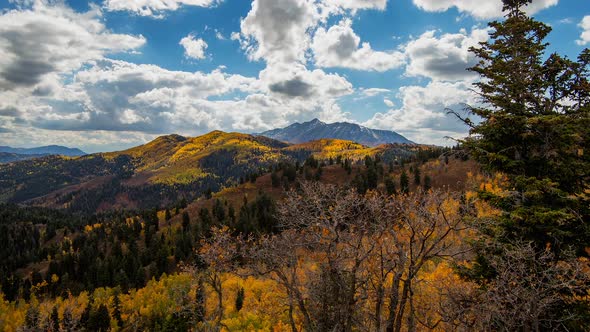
top-left (235, 287), bottom-right (245, 312)
top-left (384, 177), bottom-right (397, 196)
top-left (460, 0), bottom-right (590, 258)
top-left (413, 167), bottom-right (421, 186)
top-left (399, 171), bottom-right (409, 194)
top-left (181, 212), bottom-right (190, 232)
top-left (422, 175), bottom-right (432, 191)
top-left (213, 199), bottom-right (226, 222)
top-left (50, 306), bottom-right (59, 332)
top-left (88, 304), bottom-right (111, 332)
top-left (456, 0), bottom-right (590, 328)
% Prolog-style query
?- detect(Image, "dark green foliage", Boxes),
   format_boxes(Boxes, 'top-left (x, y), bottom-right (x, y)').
top-left (236, 192), bottom-right (278, 235)
top-left (113, 294), bottom-right (122, 324)
top-left (423, 175), bottom-right (431, 191)
top-left (384, 177), bottom-right (397, 196)
top-left (457, 0), bottom-right (590, 329)
top-left (305, 155), bottom-right (319, 168)
top-left (235, 287), bottom-right (245, 312)
top-left (86, 304), bottom-right (110, 332)
top-left (50, 306), bottom-right (59, 331)
top-left (413, 167), bottom-right (421, 186)
top-left (399, 171), bottom-right (409, 194)
top-left (343, 159), bottom-right (352, 175)
top-left (460, 0), bottom-right (590, 256)
top-left (182, 212), bottom-right (191, 232)
top-left (213, 199), bottom-right (226, 222)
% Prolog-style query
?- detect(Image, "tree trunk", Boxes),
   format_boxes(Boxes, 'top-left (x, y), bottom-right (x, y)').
top-left (385, 272), bottom-right (402, 332)
top-left (394, 278), bottom-right (411, 332)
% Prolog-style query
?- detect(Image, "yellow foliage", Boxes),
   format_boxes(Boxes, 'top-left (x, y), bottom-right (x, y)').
top-left (0, 294), bottom-right (26, 332)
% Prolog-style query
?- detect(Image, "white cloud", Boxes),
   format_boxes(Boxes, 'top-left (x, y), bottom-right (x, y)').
top-left (577, 16), bottom-right (590, 46)
top-left (364, 81), bottom-right (478, 144)
top-left (238, 0), bottom-right (319, 64)
top-left (312, 19), bottom-right (405, 72)
top-left (104, 0), bottom-right (221, 17)
top-left (322, 0), bottom-right (387, 12)
top-left (412, 0), bottom-right (558, 19)
top-left (384, 98), bottom-right (394, 107)
top-left (215, 30), bottom-right (226, 40)
top-left (0, 1), bottom-right (145, 91)
top-left (261, 62), bottom-right (353, 98)
top-left (361, 88), bottom-right (390, 97)
top-left (179, 34), bottom-right (208, 59)
top-left (404, 27), bottom-right (489, 81)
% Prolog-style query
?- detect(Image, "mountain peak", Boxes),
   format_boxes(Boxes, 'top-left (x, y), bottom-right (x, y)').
top-left (259, 119), bottom-right (413, 146)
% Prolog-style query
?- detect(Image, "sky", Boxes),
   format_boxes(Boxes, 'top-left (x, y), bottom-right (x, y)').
top-left (0, 0), bottom-right (588, 153)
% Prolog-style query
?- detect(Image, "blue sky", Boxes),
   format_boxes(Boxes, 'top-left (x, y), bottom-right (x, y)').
top-left (0, 0), bottom-right (588, 152)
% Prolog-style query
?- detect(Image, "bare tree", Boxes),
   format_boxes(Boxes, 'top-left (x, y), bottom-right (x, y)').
top-left (448, 241), bottom-right (590, 332)
top-left (244, 182), bottom-right (470, 332)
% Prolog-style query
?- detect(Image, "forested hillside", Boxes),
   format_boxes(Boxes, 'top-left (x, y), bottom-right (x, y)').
top-left (0, 132), bottom-right (429, 213)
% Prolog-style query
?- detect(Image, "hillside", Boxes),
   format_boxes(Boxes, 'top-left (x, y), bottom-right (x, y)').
top-left (0, 132), bottom-right (292, 212)
top-left (0, 131), bottom-right (428, 213)
top-left (0, 152), bottom-right (48, 164)
top-left (259, 118), bottom-right (413, 146)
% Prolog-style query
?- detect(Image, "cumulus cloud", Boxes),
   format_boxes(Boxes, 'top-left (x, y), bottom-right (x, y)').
top-left (384, 98), bottom-right (394, 107)
top-left (0, 1), bottom-right (145, 91)
top-left (364, 81), bottom-right (478, 144)
top-left (179, 34), bottom-right (208, 59)
top-left (261, 62), bottom-right (353, 98)
top-left (577, 16), bottom-right (590, 46)
top-left (236, 0), bottom-right (355, 114)
top-left (412, 0), bottom-right (558, 19)
top-left (404, 27), bottom-right (489, 81)
top-left (104, 0), bottom-right (221, 17)
top-left (312, 19), bottom-right (405, 72)
top-left (238, 0), bottom-right (320, 64)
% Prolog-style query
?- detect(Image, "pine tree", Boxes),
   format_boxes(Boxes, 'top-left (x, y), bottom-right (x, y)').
top-left (399, 171), bottom-right (409, 194)
top-left (182, 212), bottom-right (190, 232)
top-left (384, 177), bottom-right (397, 196)
top-left (235, 287), bottom-right (245, 312)
top-left (413, 167), bottom-right (421, 186)
top-left (459, 0), bottom-right (590, 257)
top-left (50, 306), bottom-right (59, 332)
top-left (456, 0), bottom-right (590, 328)
top-left (422, 175), bottom-right (431, 191)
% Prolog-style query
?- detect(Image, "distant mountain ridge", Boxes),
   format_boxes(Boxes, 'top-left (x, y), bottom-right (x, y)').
top-left (0, 152), bottom-right (48, 164)
top-left (258, 119), bottom-right (413, 146)
top-left (0, 131), bottom-right (425, 213)
top-left (0, 145), bottom-right (86, 156)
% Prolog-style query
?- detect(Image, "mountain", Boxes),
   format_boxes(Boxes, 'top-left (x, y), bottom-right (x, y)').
top-left (0, 152), bottom-right (48, 163)
top-left (0, 145), bottom-right (86, 156)
top-left (0, 131), bottom-right (290, 212)
top-left (258, 119), bottom-right (413, 146)
top-left (0, 131), bottom-right (430, 213)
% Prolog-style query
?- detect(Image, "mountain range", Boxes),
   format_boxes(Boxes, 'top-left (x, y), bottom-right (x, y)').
top-left (0, 130), bottom-right (425, 213)
top-left (0, 145), bottom-right (86, 159)
top-left (259, 119), bottom-right (413, 146)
